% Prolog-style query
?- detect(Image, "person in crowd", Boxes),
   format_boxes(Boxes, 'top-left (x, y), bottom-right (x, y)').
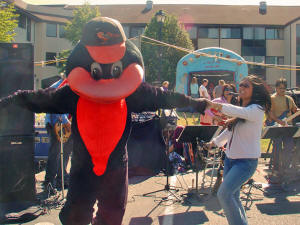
top-left (266, 78), bottom-right (299, 177)
top-left (206, 75), bottom-right (271, 225)
top-left (213, 79), bottom-right (226, 99)
top-left (203, 84), bottom-right (238, 126)
top-left (208, 82), bottom-right (215, 100)
top-left (190, 77), bottom-right (199, 98)
top-left (189, 77), bottom-right (199, 113)
top-left (199, 79), bottom-right (211, 123)
top-left (43, 79), bottom-right (73, 191)
top-left (199, 79), bottom-right (210, 100)
top-left (160, 81), bottom-right (169, 92)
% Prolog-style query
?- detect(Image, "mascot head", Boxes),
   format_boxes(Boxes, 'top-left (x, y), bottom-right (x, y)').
top-left (66, 17), bottom-right (144, 103)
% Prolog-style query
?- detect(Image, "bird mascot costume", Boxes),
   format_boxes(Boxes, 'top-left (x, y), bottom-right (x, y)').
top-left (0, 17), bottom-right (207, 225)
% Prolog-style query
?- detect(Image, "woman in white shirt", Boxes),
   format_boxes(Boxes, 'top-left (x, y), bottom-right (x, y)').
top-left (206, 75), bottom-right (271, 225)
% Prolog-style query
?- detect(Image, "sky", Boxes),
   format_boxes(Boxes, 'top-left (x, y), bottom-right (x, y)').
top-left (22, 0), bottom-right (300, 6)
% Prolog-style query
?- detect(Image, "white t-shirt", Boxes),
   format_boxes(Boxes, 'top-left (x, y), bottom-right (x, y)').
top-left (199, 85), bottom-right (210, 99)
top-left (212, 104), bottom-right (264, 159)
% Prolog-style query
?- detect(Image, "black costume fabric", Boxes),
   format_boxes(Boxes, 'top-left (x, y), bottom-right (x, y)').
top-left (127, 116), bottom-right (167, 177)
top-left (0, 17), bottom-right (207, 225)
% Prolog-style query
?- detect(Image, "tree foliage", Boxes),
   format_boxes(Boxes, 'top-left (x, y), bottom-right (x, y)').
top-left (0, 1), bottom-right (19, 42)
top-left (141, 12), bottom-right (193, 88)
top-left (64, 3), bottom-right (100, 46)
top-left (57, 3), bottom-right (100, 73)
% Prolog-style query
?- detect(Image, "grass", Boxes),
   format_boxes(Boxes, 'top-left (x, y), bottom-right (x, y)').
top-left (176, 112), bottom-right (270, 153)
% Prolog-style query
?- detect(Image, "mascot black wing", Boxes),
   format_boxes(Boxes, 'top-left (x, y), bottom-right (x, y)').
top-left (0, 17), bottom-right (207, 225)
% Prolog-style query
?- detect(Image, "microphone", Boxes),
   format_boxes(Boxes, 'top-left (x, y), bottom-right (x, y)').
top-left (228, 92), bottom-right (239, 97)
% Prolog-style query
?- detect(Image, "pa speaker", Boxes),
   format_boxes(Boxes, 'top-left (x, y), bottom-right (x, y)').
top-left (0, 43), bottom-right (34, 136)
top-left (0, 136), bottom-right (36, 203)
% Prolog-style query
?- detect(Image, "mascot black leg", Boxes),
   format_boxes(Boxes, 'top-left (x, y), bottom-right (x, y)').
top-left (92, 167), bottom-right (128, 225)
top-left (59, 167), bottom-right (97, 225)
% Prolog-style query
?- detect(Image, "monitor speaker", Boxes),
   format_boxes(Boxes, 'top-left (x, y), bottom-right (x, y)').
top-left (0, 43), bottom-right (34, 136)
top-left (0, 136), bottom-right (36, 203)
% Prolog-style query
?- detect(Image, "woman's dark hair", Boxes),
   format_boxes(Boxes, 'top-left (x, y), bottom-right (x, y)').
top-left (228, 75), bottom-right (271, 131)
top-left (222, 84), bottom-right (237, 105)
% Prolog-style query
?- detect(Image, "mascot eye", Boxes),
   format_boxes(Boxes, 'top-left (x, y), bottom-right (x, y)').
top-left (91, 62), bottom-right (103, 80)
top-left (111, 61), bottom-right (123, 78)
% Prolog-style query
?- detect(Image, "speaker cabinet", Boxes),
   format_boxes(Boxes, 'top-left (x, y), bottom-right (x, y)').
top-left (0, 43), bottom-right (34, 136)
top-left (0, 136), bottom-right (36, 203)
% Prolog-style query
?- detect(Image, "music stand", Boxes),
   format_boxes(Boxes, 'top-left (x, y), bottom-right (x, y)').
top-left (261, 126), bottom-right (299, 182)
top-left (177, 125), bottom-right (221, 197)
top-left (261, 126), bottom-right (298, 139)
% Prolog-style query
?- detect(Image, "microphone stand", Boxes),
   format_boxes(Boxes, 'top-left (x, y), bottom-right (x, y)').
top-left (59, 120), bottom-right (65, 200)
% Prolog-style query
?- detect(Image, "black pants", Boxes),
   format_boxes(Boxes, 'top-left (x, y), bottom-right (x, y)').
top-left (44, 124), bottom-right (73, 185)
top-left (59, 166), bottom-right (128, 225)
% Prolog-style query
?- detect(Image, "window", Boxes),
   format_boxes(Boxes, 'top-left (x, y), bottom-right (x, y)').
top-left (46, 23), bottom-right (57, 37)
top-left (254, 56), bottom-right (265, 63)
top-left (59, 25), bottom-right (65, 38)
top-left (187, 26), bottom-right (197, 39)
top-left (296, 25), bottom-right (300, 85)
top-left (221, 28), bottom-right (241, 39)
top-left (266, 56), bottom-right (276, 64)
top-left (278, 56), bottom-right (284, 65)
top-left (129, 27), bottom-right (144, 38)
top-left (122, 25), bottom-right (129, 38)
top-left (243, 27), bottom-right (253, 40)
top-left (266, 28), bottom-right (283, 40)
top-left (45, 52), bottom-right (57, 67)
top-left (297, 25), bottom-right (300, 38)
top-left (243, 27), bottom-right (265, 40)
top-left (18, 14), bottom-right (26, 29)
top-left (297, 55), bottom-right (300, 65)
top-left (243, 56), bottom-right (265, 63)
top-left (26, 18), bottom-right (31, 41)
top-left (265, 56), bottom-right (284, 65)
top-left (198, 27), bottom-right (219, 39)
top-left (254, 27), bottom-right (265, 40)
top-left (243, 56), bottom-right (254, 62)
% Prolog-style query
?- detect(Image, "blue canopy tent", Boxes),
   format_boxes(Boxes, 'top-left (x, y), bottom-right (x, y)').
top-left (175, 47), bottom-right (248, 96)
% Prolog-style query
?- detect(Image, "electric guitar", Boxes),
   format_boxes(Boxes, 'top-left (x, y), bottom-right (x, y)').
top-left (265, 110), bottom-right (300, 127)
top-left (54, 122), bottom-right (71, 143)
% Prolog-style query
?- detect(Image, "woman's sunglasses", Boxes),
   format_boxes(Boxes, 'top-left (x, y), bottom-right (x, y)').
top-left (239, 83), bottom-right (250, 88)
top-left (224, 88), bottom-right (233, 91)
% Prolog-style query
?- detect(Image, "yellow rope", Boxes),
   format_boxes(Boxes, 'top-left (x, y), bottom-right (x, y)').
top-left (32, 35), bottom-right (300, 71)
top-left (141, 35), bottom-right (300, 71)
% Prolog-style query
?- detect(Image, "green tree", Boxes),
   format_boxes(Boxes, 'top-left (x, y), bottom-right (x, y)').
top-left (56, 3), bottom-right (100, 73)
top-left (64, 3), bottom-right (100, 46)
top-left (0, 1), bottom-right (19, 42)
top-left (141, 12), bottom-right (193, 88)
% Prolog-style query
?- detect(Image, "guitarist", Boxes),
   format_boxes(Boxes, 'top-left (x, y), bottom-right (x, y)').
top-left (43, 79), bottom-right (73, 191)
top-left (267, 78), bottom-right (299, 179)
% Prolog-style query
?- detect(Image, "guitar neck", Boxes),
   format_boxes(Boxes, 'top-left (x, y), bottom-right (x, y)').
top-left (283, 110), bottom-right (300, 123)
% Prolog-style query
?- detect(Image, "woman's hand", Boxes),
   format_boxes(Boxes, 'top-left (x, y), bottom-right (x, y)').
top-left (205, 141), bottom-right (216, 150)
top-left (206, 100), bottom-right (223, 111)
top-left (212, 115), bottom-right (223, 123)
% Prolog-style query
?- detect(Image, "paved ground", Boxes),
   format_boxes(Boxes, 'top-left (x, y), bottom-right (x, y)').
top-left (1, 158), bottom-right (300, 225)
